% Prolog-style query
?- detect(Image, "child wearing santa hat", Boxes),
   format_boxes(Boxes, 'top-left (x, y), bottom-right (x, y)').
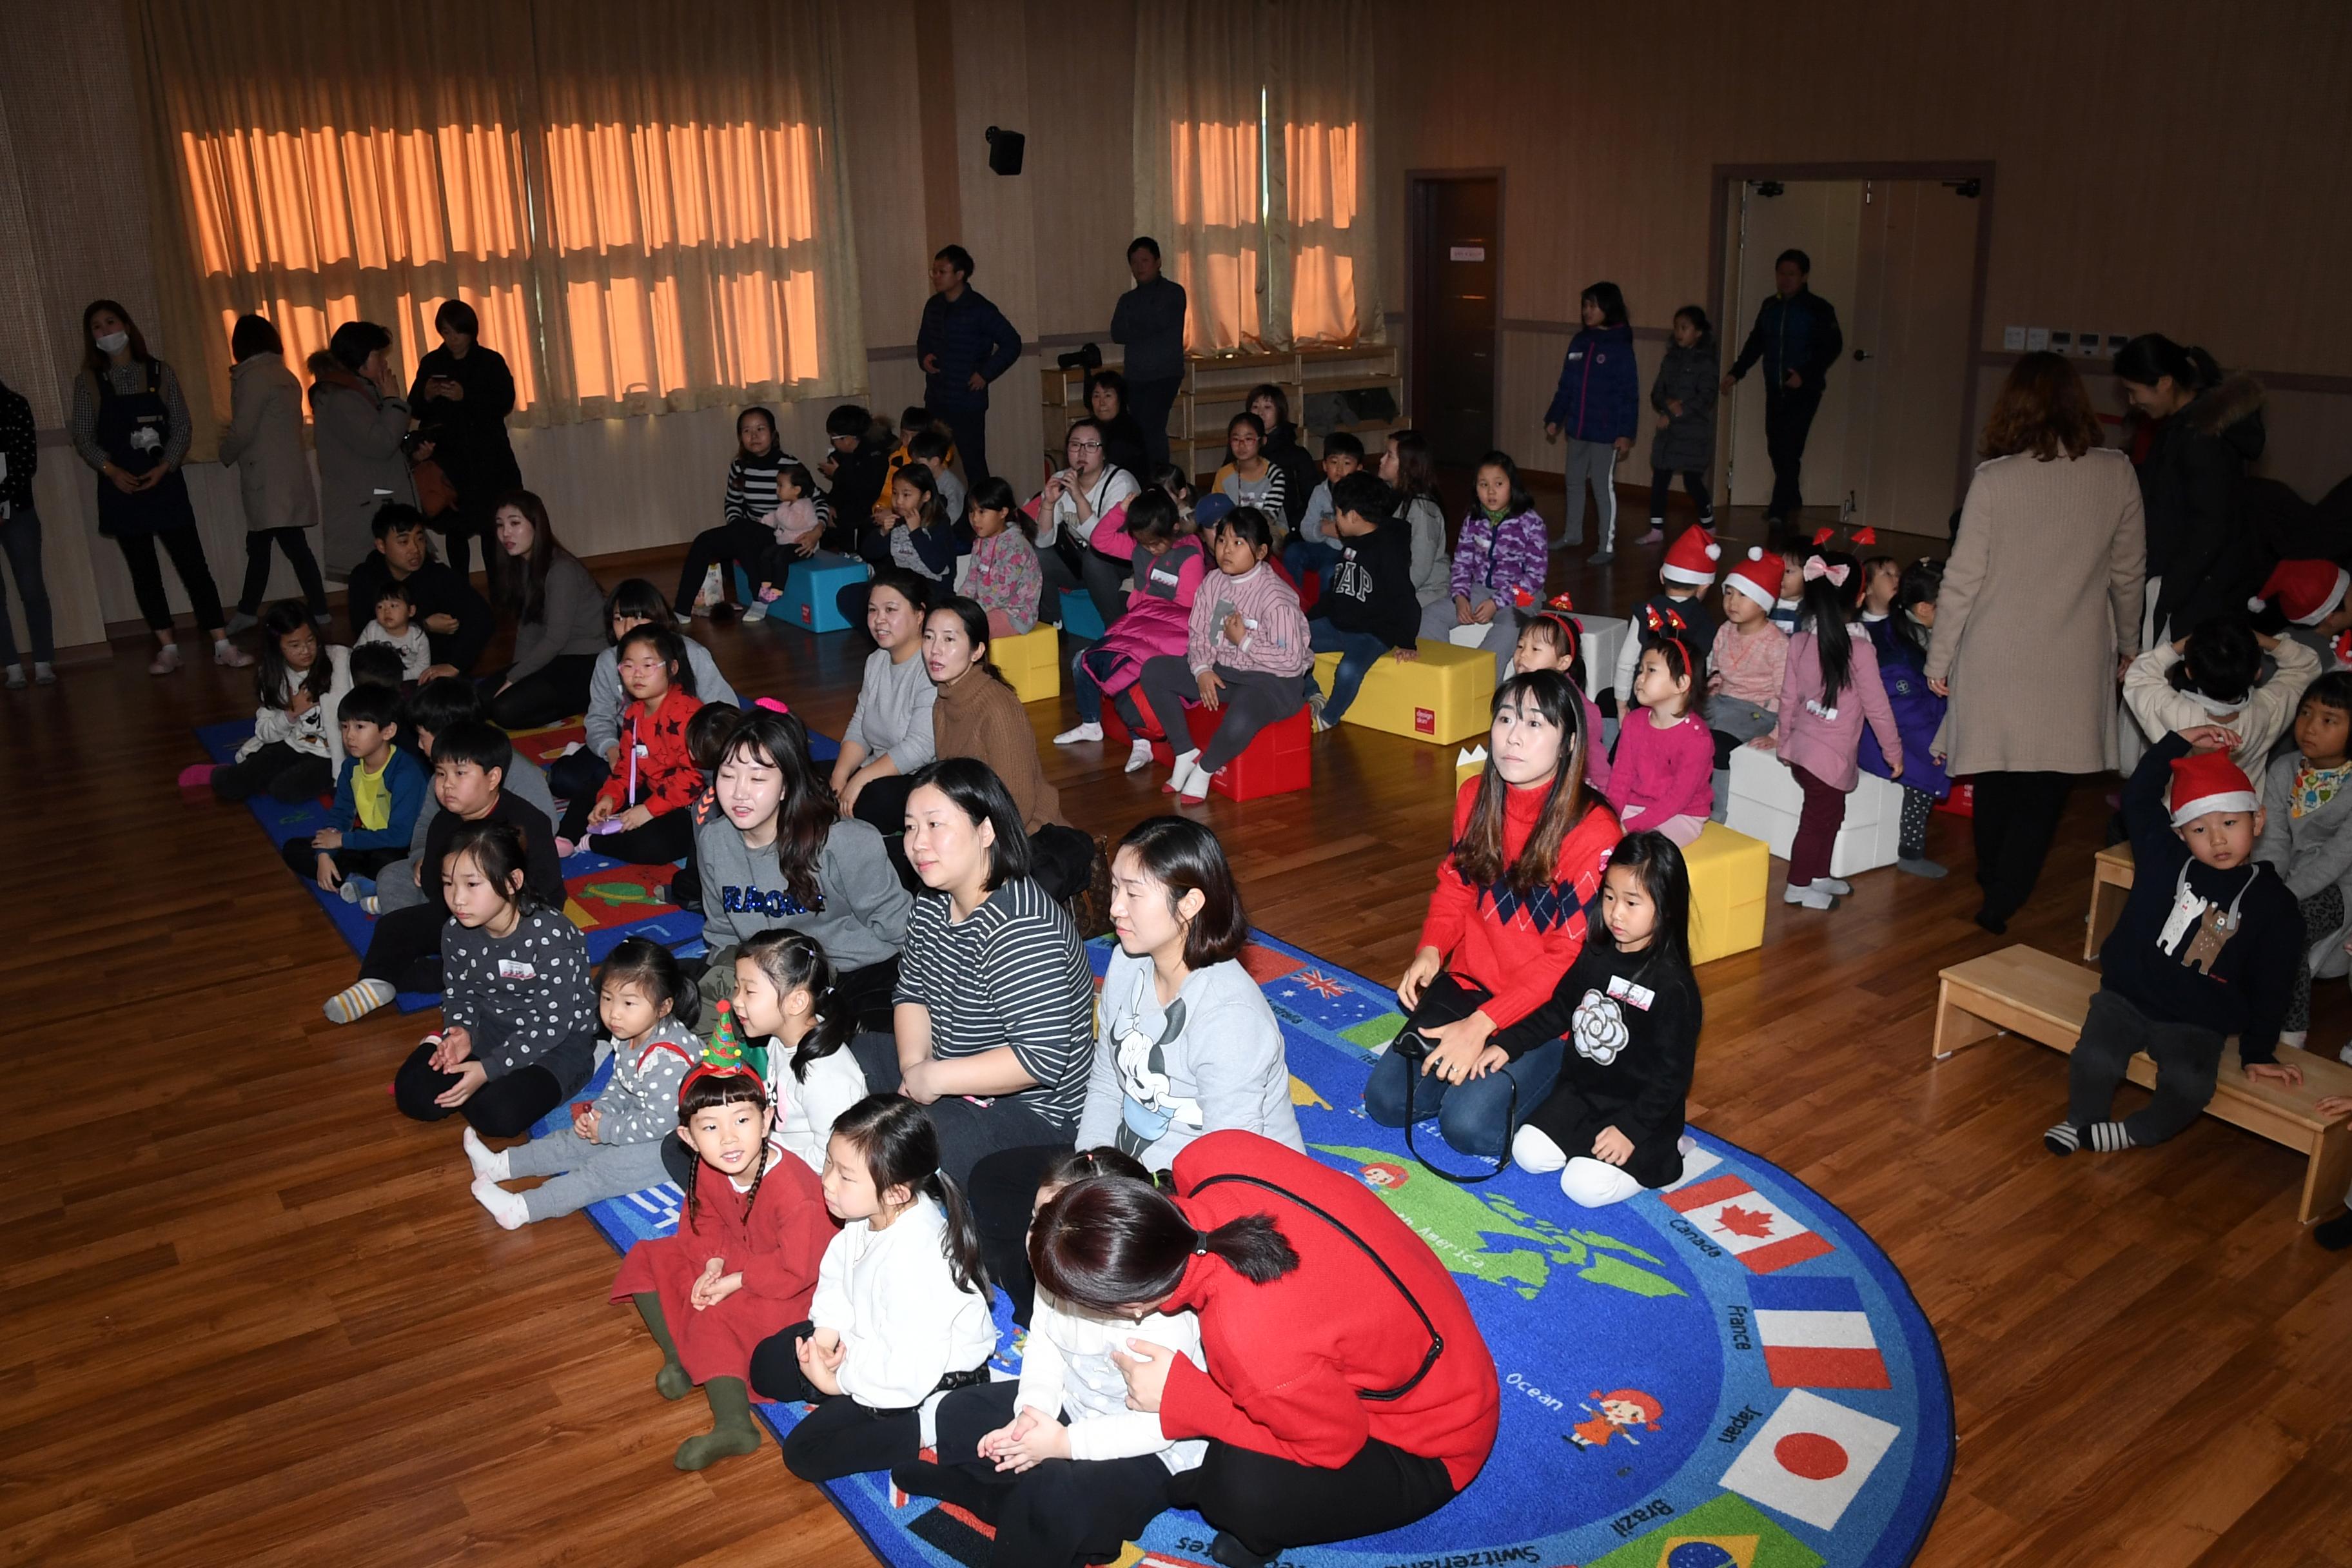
top-left (2123, 615), bottom-right (2317, 778)
top-left (1612, 527), bottom-right (1720, 709)
top-left (1707, 548), bottom-right (1790, 814)
top-left (2048, 732), bottom-right (2305, 1157)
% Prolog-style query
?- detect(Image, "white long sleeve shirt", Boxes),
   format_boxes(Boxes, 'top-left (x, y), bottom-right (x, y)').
top-left (2124, 638), bottom-right (2318, 778)
top-left (1019, 1289), bottom-right (1207, 1471)
top-left (763, 1041), bottom-right (869, 1172)
top-left (810, 1196), bottom-right (996, 1440)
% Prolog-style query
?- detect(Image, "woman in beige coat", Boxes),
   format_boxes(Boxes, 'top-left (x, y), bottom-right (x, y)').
top-left (220, 315), bottom-right (327, 630)
top-left (308, 320), bottom-right (415, 576)
top-left (1926, 352), bottom-right (2145, 935)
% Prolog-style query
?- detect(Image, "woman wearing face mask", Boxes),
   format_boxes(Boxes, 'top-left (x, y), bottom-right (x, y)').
top-left (408, 299), bottom-right (524, 582)
top-left (308, 319), bottom-right (419, 576)
top-left (72, 299), bottom-right (249, 676)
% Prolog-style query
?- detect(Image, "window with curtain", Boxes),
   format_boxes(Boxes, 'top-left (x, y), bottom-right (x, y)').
top-left (1133, 0), bottom-right (1379, 353)
top-left (131, 0), bottom-right (864, 453)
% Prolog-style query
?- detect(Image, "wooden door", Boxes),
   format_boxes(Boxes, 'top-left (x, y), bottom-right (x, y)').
top-left (1725, 181), bottom-right (1863, 513)
top-left (1409, 175), bottom-right (1500, 466)
top-left (1847, 180), bottom-right (1982, 532)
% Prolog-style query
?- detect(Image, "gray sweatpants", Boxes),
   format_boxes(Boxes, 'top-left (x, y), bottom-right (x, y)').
top-left (375, 855), bottom-right (428, 914)
top-left (1420, 589), bottom-right (1522, 681)
top-left (505, 1128), bottom-right (674, 1221)
top-left (1707, 694), bottom-right (1776, 820)
top-left (1562, 438), bottom-right (1620, 553)
top-left (2066, 988), bottom-right (2224, 1147)
top-left (1137, 657), bottom-right (1306, 773)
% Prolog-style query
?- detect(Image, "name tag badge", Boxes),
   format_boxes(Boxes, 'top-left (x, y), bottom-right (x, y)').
top-left (1606, 973), bottom-right (1656, 1011)
top-left (2157, 887), bottom-right (2208, 955)
top-left (498, 959), bottom-right (539, 982)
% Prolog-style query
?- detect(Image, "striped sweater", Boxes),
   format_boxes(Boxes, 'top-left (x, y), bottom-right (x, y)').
top-left (893, 878), bottom-right (1096, 1128)
top-left (1187, 562), bottom-right (1311, 677)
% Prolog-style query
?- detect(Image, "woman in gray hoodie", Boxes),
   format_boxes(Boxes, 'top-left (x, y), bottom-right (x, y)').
top-left (1642, 306), bottom-right (1720, 544)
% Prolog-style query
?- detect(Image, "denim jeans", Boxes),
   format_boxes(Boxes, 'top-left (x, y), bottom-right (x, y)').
top-left (1361, 972), bottom-right (1565, 1159)
top-left (1308, 621), bottom-right (1393, 723)
top-left (0, 507), bottom-right (54, 665)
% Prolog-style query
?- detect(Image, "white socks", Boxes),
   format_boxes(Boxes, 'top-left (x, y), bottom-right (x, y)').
top-left (471, 1177), bottom-right (529, 1230)
top-left (1784, 883), bottom-right (1836, 910)
top-left (1125, 738), bottom-right (1155, 773)
top-left (463, 1126), bottom-right (511, 1181)
top-left (1164, 750), bottom-right (1210, 801)
top-left (1052, 721), bottom-right (1104, 745)
top-left (1560, 1158), bottom-right (1643, 1208)
top-left (323, 977), bottom-right (395, 1023)
top-left (1812, 876), bottom-right (1852, 896)
top-left (1511, 1123), bottom-right (1569, 1173)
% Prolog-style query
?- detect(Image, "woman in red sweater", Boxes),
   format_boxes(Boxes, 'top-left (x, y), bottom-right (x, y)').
top-left (558, 623), bottom-right (706, 866)
top-left (1032, 1129), bottom-right (1497, 1567)
top-left (1365, 669), bottom-right (1622, 1161)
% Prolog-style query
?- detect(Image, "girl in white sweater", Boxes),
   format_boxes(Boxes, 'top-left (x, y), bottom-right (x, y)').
top-left (752, 1094), bottom-right (997, 1482)
top-left (899, 1146), bottom-right (1206, 1568)
top-left (730, 929), bottom-right (870, 1171)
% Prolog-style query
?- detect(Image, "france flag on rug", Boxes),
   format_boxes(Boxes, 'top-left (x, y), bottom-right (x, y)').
top-left (1750, 1276), bottom-right (1891, 1391)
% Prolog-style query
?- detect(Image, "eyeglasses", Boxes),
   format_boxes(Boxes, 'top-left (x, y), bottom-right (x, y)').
top-left (1068, 440), bottom-right (1102, 451)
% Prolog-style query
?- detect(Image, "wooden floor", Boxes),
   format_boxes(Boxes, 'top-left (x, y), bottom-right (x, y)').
top-left (6, 502), bottom-right (2348, 1568)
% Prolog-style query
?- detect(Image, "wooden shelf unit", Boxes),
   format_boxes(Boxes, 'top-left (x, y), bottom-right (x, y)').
top-left (1038, 341), bottom-right (1405, 483)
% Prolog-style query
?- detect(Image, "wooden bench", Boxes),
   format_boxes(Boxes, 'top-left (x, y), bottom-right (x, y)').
top-left (1934, 944), bottom-right (2352, 1224)
top-left (2085, 842), bottom-right (2134, 959)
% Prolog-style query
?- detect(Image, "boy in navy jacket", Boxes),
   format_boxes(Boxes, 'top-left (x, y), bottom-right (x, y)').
top-left (279, 681), bottom-right (427, 894)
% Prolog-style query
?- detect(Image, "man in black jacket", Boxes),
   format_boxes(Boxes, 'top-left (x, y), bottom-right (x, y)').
top-left (1112, 236), bottom-right (1188, 469)
top-left (916, 245), bottom-right (1022, 486)
top-left (343, 502), bottom-right (494, 678)
top-left (1723, 249), bottom-right (1843, 525)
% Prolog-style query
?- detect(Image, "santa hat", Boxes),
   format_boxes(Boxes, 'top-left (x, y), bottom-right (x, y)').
top-left (1660, 526), bottom-right (1721, 586)
top-left (1725, 547), bottom-right (1784, 611)
top-left (2249, 558), bottom-right (2349, 626)
top-left (2167, 749), bottom-right (2259, 828)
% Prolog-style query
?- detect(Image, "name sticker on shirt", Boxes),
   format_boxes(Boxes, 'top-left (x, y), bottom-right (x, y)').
top-left (1606, 973), bottom-right (1656, 1012)
top-left (1804, 698), bottom-right (1841, 721)
top-left (498, 959), bottom-right (539, 982)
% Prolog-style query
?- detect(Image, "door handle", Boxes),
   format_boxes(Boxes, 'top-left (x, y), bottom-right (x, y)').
top-left (1852, 349), bottom-right (1874, 361)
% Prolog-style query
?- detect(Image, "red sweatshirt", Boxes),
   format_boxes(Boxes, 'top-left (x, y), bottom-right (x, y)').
top-left (1416, 776), bottom-right (1623, 1030)
top-left (594, 689), bottom-right (707, 817)
top-left (1158, 1131), bottom-right (1499, 1489)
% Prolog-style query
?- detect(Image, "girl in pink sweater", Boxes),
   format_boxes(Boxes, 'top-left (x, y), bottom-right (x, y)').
top-left (1751, 551), bottom-right (1902, 909)
top-left (1611, 627), bottom-right (1714, 845)
top-left (1136, 507), bottom-right (1312, 801)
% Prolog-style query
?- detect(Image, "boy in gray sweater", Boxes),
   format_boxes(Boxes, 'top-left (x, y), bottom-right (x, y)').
top-left (2253, 672), bottom-right (2352, 1052)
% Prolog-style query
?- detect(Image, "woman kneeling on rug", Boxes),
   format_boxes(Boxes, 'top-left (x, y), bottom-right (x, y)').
top-left (1363, 670), bottom-right (1623, 1161)
top-left (1030, 1129), bottom-right (1498, 1567)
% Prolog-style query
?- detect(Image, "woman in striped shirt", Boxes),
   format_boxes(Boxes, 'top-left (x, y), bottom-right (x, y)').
top-left (847, 758), bottom-right (1095, 1187)
top-left (673, 407), bottom-right (811, 621)
top-left (1135, 506), bottom-right (1312, 803)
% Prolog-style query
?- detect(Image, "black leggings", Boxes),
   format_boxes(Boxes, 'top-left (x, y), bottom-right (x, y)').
top-left (556, 795), bottom-right (695, 865)
top-left (279, 839), bottom-right (406, 882)
top-left (116, 525), bottom-right (225, 634)
top-left (675, 520), bottom-right (773, 614)
top-left (965, 1143), bottom-right (1072, 1326)
top-left (926, 1380), bottom-right (1173, 1565)
top-left (391, 1044), bottom-right (565, 1137)
top-left (1647, 467), bottom-right (1713, 520)
top-left (1053, 533), bottom-right (1127, 629)
top-left (359, 903), bottom-right (447, 992)
top-left (237, 527), bottom-right (329, 619)
top-left (1166, 1437), bottom-right (1458, 1558)
top-left (544, 747), bottom-right (610, 808)
top-left (212, 741), bottom-right (333, 804)
top-left (487, 653), bottom-right (599, 730)
top-left (750, 1322), bottom-right (928, 1482)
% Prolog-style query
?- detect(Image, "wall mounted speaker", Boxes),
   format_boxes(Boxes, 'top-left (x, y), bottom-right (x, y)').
top-left (985, 126), bottom-right (1025, 177)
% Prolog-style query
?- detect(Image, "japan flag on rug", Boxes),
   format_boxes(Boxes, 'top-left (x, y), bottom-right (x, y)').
top-left (1663, 1174), bottom-right (1834, 1273)
top-left (1719, 1388), bottom-right (1899, 1529)
top-left (1750, 1275), bottom-right (1890, 1389)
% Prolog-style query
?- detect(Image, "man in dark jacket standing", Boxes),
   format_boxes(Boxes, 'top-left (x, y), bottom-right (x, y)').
top-left (916, 245), bottom-right (1021, 486)
top-left (1723, 249), bottom-right (1843, 525)
top-left (1111, 235), bottom-right (1188, 469)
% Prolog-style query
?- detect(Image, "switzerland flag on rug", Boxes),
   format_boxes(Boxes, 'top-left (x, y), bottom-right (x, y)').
top-left (1663, 1174), bottom-right (1834, 1274)
top-left (1750, 1275), bottom-right (1890, 1389)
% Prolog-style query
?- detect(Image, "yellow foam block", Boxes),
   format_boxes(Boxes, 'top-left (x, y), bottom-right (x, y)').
top-left (1455, 745), bottom-right (1488, 792)
top-left (1312, 638), bottom-right (1496, 745)
top-left (1682, 821), bottom-right (1768, 965)
top-left (994, 623), bottom-right (1061, 703)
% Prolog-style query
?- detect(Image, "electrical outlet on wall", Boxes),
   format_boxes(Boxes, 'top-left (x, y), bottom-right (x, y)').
top-left (2003, 326), bottom-right (2026, 351)
top-left (2107, 335), bottom-right (2130, 358)
top-left (2026, 328), bottom-right (2050, 352)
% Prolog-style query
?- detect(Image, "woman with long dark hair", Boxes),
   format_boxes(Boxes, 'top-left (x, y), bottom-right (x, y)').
top-left (486, 489), bottom-right (607, 729)
top-left (219, 313), bottom-right (328, 629)
top-left (2113, 333), bottom-right (2265, 645)
top-left (1030, 1130), bottom-right (1499, 1565)
top-left (307, 318), bottom-right (416, 574)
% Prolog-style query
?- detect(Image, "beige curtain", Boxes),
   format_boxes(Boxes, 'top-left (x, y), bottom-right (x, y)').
top-left (132, 0), bottom-right (865, 456)
top-left (525, 0), bottom-right (864, 418)
top-left (1133, 0), bottom-right (1379, 354)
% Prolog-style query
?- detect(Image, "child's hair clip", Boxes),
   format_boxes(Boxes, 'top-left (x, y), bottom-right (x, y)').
top-left (754, 697), bottom-right (791, 715)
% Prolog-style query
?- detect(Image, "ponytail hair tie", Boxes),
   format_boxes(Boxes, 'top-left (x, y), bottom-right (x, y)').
top-left (1193, 1228), bottom-right (1212, 1256)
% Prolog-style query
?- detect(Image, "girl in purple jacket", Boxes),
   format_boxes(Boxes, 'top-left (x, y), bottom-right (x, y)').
top-left (1422, 450), bottom-right (1547, 678)
top-left (1751, 550), bottom-right (1902, 909)
top-left (1544, 282), bottom-right (1640, 564)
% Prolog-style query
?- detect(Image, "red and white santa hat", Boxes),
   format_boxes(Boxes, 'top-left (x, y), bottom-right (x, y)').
top-left (1660, 526), bottom-right (1722, 587)
top-left (2168, 749), bottom-right (2259, 827)
top-left (2249, 558), bottom-right (2349, 626)
top-left (1724, 546), bottom-right (1785, 611)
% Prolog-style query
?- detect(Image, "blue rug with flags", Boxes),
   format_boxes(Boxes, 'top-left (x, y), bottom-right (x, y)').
top-left (190, 715), bottom-right (836, 1010)
top-left (569, 930), bottom-right (1952, 1568)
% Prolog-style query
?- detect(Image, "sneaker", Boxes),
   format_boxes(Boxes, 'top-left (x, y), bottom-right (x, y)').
top-left (224, 610), bottom-right (260, 636)
top-left (1547, 535), bottom-right (1582, 554)
top-left (213, 639), bottom-right (255, 669)
top-left (3, 666), bottom-right (21, 691)
top-left (149, 643), bottom-right (182, 676)
top-left (741, 599), bottom-right (769, 622)
top-left (1698, 511), bottom-right (1716, 527)
top-left (1124, 738), bottom-right (1155, 773)
top-left (1635, 526), bottom-right (1665, 545)
top-left (1589, 550), bottom-right (1616, 565)
top-left (33, 662), bottom-right (55, 685)
top-left (1053, 721), bottom-right (1104, 745)
top-left (1783, 883), bottom-right (1836, 910)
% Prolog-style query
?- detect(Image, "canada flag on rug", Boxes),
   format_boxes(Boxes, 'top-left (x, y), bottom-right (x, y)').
top-left (1718, 1389), bottom-right (1900, 1530)
top-left (1663, 1174), bottom-right (1835, 1273)
top-left (1749, 1275), bottom-right (1890, 1389)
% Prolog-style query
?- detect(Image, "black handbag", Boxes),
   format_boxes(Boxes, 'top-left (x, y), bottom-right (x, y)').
top-left (1386, 1020), bottom-right (1516, 1186)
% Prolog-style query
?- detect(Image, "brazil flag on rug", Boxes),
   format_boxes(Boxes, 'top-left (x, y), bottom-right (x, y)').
top-left (578, 930), bottom-right (1953, 1568)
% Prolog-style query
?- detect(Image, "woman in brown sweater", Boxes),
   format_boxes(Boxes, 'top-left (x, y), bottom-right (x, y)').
top-left (923, 594), bottom-right (1096, 901)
